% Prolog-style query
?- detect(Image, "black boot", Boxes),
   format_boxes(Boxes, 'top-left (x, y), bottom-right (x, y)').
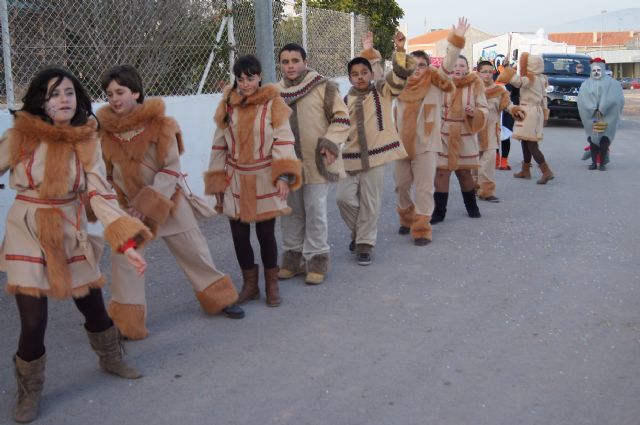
top-left (589, 142), bottom-right (599, 170)
top-left (430, 192), bottom-right (448, 224)
top-left (599, 137), bottom-right (610, 170)
top-left (462, 190), bottom-right (481, 218)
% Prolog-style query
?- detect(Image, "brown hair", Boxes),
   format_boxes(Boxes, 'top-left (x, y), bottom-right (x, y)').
top-left (100, 64), bottom-right (145, 103)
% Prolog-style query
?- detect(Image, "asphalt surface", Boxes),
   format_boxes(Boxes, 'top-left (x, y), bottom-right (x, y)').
top-left (1, 111), bottom-right (639, 425)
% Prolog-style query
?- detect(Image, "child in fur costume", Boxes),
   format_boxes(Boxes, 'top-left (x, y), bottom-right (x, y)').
top-left (475, 60), bottom-right (524, 202)
top-left (497, 53), bottom-right (554, 184)
top-left (206, 55), bottom-right (302, 307)
top-left (98, 65), bottom-right (244, 340)
top-left (0, 67), bottom-right (150, 423)
top-left (394, 17), bottom-right (469, 245)
top-left (337, 31), bottom-right (415, 265)
top-left (432, 55), bottom-right (489, 223)
top-left (276, 42), bottom-right (350, 285)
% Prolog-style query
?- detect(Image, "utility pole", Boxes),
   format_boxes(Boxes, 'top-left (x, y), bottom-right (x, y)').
top-left (254, 0), bottom-right (276, 84)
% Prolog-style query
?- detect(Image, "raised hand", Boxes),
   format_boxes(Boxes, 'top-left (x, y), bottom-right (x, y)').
top-left (453, 17), bottom-right (470, 38)
top-left (394, 31), bottom-right (406, 52)
top-left (362, 31), bottom-right (374, 51)
top-left (124, 248), bottom-right (147, 276)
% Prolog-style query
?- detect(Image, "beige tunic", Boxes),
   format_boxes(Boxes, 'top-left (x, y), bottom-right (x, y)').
top-left (277, 70), bottom-right (349, 184)
top-left (205, 84), bottom-right (302, 223)
top-left (0, 113), bottom-right (151, 299)
top-left (478, 83), bottom-right (511, 152)
top-left (438, 73), bottom-right (489, 170)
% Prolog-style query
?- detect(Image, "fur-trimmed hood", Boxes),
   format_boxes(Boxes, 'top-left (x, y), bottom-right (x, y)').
top-left (97, 98), bottom-right (166, 134)
top-left (214, 84), bottom-right (282, 129)
top-left (453, 72), bottom-right (481, 89)
top-left (484, 84), bottom-right (505, 98)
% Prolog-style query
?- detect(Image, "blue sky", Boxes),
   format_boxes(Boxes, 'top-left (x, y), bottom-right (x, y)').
top-left (396, 0), bottom-right (640, 37)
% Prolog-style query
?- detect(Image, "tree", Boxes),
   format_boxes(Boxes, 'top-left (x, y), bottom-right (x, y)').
top-left (302, 0), bottom-right (404, 59)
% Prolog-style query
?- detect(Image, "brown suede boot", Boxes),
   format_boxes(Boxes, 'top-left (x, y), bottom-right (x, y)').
top-left (264, 267), bottom-right (281, 307)
top-left (513, 161), bottom-right (532, 179)
top-left (86, 325), bottom-right (142, 379)
top-left (537, 162), bottom-right (554, 184)
top-left (13, 354), bottom-right (45, 423)
top-left (238, 265), bottom-right (260, 303)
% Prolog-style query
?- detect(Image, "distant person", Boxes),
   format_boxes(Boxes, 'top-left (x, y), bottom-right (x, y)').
top-left (577, 58), bottom-right (624, 171)
top-left (575, 62), bottom-right (585, 75)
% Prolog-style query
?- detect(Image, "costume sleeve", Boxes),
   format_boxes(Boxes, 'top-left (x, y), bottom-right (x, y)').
top-left (79, 139), bottom-right (152, 251)
top-left (497, 66), bottom-right (533, 89)
top-left (441, 31), bottom-right (465, 75)
top-left (204, 125), bottom-right (229, 195)
top-left (318, 82), bottom-right (350, 156)
top-left (379, 52), bottom-right (417, 98)
top-left (270, 98), bottom-right (302, 191)
top-left (129, 120), bottom-right (182, 226)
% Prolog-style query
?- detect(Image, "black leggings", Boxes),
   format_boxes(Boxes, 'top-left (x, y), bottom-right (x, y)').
top-left (590, 137), bottom-right (610, 163)
top-left (434, 169), bottom-right (476, 192)
top-left (521, 140), bottom-right (546, 165)
top-left (501, 138), bottom-right (511, 158)
top-left (16, 288), bottom-right (112, 361)
top-left (229, 218), bottom-right (277, 270)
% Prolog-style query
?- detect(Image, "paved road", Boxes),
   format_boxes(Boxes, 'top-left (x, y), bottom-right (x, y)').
top-left (1, 114), bottom-right (639, 425)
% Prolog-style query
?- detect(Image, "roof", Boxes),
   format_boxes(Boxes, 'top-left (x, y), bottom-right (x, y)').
top-left (548, 32), bottom-right (635, 47)
top-left (408, 29), bottom-right (449, 46)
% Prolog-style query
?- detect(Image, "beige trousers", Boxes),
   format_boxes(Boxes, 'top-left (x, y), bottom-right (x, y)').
top-left (394, 151), bottom-right (437, 216)
top-left (281, 183), bottom-right (330, 260)
top-left (336, 165), bottom-right (385, 246)
top-left (477, 149), bottom-right (497, 198)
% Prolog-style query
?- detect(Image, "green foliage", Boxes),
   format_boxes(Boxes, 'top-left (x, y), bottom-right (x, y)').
top-left (302, 0), bottom-right (404, 59)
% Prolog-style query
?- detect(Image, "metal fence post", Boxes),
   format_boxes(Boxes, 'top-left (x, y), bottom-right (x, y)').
top-left (302, 0), bottom-right (307, 52)
top-left (0, 0), bottom-right (15, 108)
top-left (228, 0), bottom-right (235, 84)
top-left (350, 12), bottom-right (355, 59)
top-left (254, 0), bottom-right (276, 83)
top-left (197, 17), bottom-right (228, 95)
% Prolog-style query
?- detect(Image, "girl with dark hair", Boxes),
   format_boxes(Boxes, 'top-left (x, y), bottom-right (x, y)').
top-left (97, 64), bottom-right (244, 340)
top-left (205, 55), bottom-right (302, 307)
top-left (0, 66), bottom-right (151, 423)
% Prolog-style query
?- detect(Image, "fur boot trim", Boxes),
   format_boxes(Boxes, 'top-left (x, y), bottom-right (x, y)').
top-left (195, 275), bottom-right (238, 315)
top-left (447, 31), bottom-right (465, 49)
top-left (397, 204), bottom-right (416, 228)
top-left (315, 138), bottom-right (340, 182)
top-left (104, 216), bottom-right (152, 252)
top-left (271, 158), bottom-right (302, 190)
top-left (108, 301), bottom-right (148, 340)
top-left (307, 253), bottom-right (329, 274)
top-left (411, 214), bottom-right (432, 241)
top-left (130, 186), bottom-right (174, 224)
top-left (36, 209), bottom-right (71, 299)
top-left (497, 66), bottom-right (516, 84)
top-left (203, 170), bottom-right (228, 195)
top-left (280, 250), bottom-right (303, 277)
top-left (478, 181), bottom-right (496, 198)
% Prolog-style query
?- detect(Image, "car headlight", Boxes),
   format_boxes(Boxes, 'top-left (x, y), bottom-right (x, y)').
top-left (545, 85), bottom-right (555, 93)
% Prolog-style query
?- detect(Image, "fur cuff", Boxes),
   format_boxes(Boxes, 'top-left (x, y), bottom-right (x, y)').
top-left (392, 52), bottom-right (417, 80)
top-left (131, 186), bottom-right (174, 224)
top-left (447, 31), bottom-right (465, 49)
top-left (315, 138), bottom-right (340, 182)
top-left (108, 301), bottom-right (148, 340)
top-left (397, 204), bottom-right (416, 228)
top-left (359, 47), bottom-right (382, 62)
top-left (204, 170), bottom-right (228, 195)
top-left (272, 158), bottom-right (302, 191)
top-left (497, 67), bottom-right (516, 84)
top-left (195, 275), bottom-right (238, 315)
top-left (411, 214), bottom-right (432, 241)
top-left (104, 216), bottom-right (153, 252)
top-left (468, 109), bottom-right (486, 134)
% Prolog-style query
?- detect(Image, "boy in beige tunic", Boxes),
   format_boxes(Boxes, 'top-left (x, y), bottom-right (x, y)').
top-left (337, 31), bottom-right (415, 265)
top-left (497, 53), bottom-right (554, 184)
top-left (276, 43), bottom-right (350, 285)
top-left (98, 65), bottom-right (243, 340)
top-left (394, 18), bottom-right (468, 245)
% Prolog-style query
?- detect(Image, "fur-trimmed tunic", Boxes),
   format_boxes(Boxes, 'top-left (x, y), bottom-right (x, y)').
top-left (438, 73), bottom-right (489, 170)
top-left (205, 84), bottom-right (302, 223)
top-left (277, 70), bottom-right (349, 184)
top-left (0, 113), bottom-right (151, 299)
top-left (497, 53), bottom-right (548, 142)
top-left (478, 82), bottom-right (512, 152)
top-left (97, 98), bottom-right (206, 238)
top-left (342, 52), bottom-right (415, 172)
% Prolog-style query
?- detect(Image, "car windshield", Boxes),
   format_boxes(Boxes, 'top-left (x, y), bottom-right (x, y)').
top-left (543, 57), bottom-right (591, 76)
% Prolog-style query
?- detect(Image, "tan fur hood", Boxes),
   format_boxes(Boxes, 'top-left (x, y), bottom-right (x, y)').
top-left (214, 84), bottom-right (288, 129)
top-left (97, 98), bottom-right (165, 134)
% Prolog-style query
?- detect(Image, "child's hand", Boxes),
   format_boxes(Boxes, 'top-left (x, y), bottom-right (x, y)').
top-left (394, 31), bottom-right (406, 52)
top-left (465, 105), bottom-right (475, 117)
top-left (124, 248), bottom-right (147, 276)
top-left (362, 31), bottom-right (374, 50)
top-left (321, 147), bottom-right (337, 165)
top-left (276, 179), bottom-right (290, 201)
top-left (453, 17), bottom-right (470, 38)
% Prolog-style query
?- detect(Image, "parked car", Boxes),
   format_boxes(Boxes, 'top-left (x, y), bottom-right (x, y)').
top-left (542, 53), bottom-right (591, 120)
top-left (621, 78), bottom-right (632, 89)
top-left (631, 78), bottom-right (640, 90)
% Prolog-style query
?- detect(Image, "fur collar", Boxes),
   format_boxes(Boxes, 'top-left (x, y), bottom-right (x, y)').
top-left (279, 70), bottom-right (328, 105)
top-left (214, 84), bottom-right (281, 129)
top-left (399, 70), bottom-right (432, 102)
top-left (348, 83), bottom-right (375, 97)
top-left (485, 84), bottom-right (505, 99)
top-left (97, 98), bottom-right (165, 134)
top-left (13, 111), bottom-right (97, 145)
top-left (453, 73), bottom-right (479, 88)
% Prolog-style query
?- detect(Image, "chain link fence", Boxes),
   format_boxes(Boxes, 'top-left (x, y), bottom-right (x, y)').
top-left (0, 0), bottom-right (368, 108)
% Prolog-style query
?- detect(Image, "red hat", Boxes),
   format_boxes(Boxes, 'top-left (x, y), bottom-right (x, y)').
top-left (590, 57), bottom-right (606, 64)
